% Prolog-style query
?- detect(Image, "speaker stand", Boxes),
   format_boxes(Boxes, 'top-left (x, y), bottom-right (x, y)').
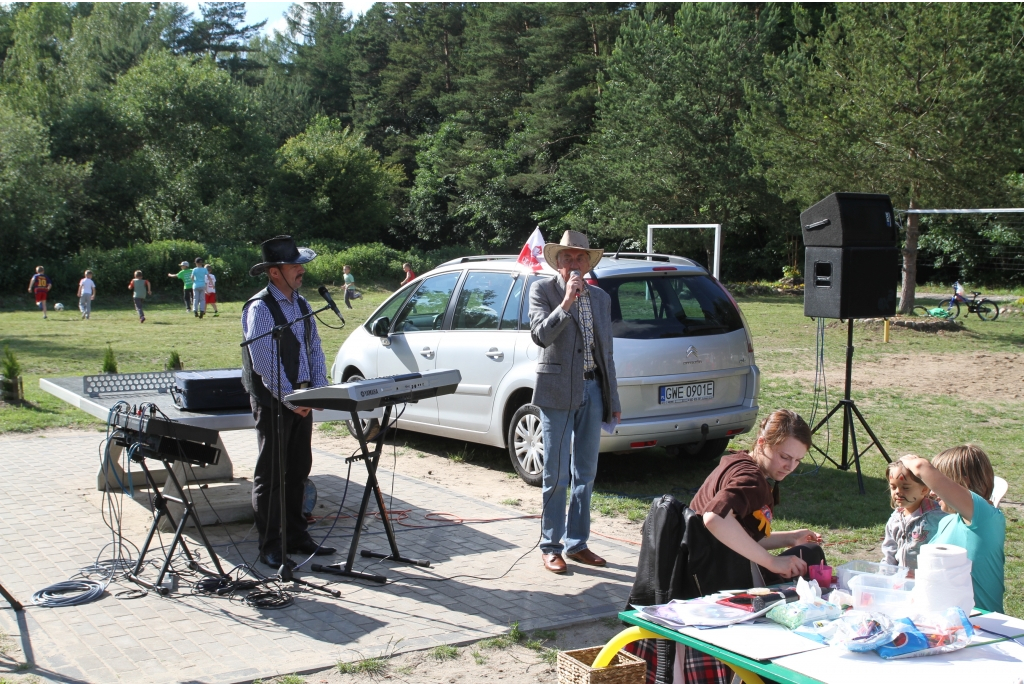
top-left (809, 318), bottom-right (891, 494)
top-left (0, 579), bottom-right (23, 611)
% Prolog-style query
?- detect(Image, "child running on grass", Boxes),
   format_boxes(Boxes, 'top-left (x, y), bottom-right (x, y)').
top-left (881, 460), bottom-right (947, 571)
top-left (168, 261), bottom-right (193, 312)
top-left (77, 270), bottom-right (96, 320)
top-left (204, 267), bottom-right (218, 316)
top-left (28, 266), bottom-right (52, 319)
top-left (898, 447), bottom-right (1005, 612)
top-left (128, 270), bottom-right (151, 323)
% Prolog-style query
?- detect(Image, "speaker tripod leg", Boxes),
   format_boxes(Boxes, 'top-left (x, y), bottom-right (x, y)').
top-left (809, 401), bottom-right (844, 469)
top-left (850, 403), bottom-right (892, 464)
top-left (0, 581), bottom-right (23, 611)
top-left (846, 403), bottom-right (865, 495)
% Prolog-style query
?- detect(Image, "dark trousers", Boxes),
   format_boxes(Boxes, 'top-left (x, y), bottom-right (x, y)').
top-left (760, 543), bottom-right (827, 585)
top-left (183, 289), bottom-right (194, 311)
top-left (133, 297), bottom-right (145, 320)
top-left (252, 399), bottom-right (313, 555)
top-left (344, 288), bottom-right (354, 309)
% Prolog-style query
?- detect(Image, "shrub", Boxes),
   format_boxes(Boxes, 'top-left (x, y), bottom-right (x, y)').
top-left (1, 345), bottom-right (21, 378)
top-left (166, 350), bottom-right (183, 371)
top-left (102, 345), bottom-right (118, 374)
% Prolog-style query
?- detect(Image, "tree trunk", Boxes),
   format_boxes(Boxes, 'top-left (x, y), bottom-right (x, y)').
top-left (898, 198), bottom-right (919, 314)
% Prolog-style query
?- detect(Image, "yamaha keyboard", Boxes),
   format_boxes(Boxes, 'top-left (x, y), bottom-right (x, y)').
top-left (285, 369), bottom-right (462, 412)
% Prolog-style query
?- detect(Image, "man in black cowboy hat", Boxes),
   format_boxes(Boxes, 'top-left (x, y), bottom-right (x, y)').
top-left (242, 235), bottom-right (336, 568)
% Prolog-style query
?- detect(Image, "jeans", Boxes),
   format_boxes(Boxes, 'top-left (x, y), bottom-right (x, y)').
top-left (183, 288), bottom-right (193, 311)
top-left (193, 287), bottom-right (206, 313)
top-left (78, 294), bottom-right (92, 318)
top-left (538, 378), bottom-right (603, 556)
top-left (133, 297), bottom-right (145, 321)
top-left (344, 288), bottom-right (355, 309)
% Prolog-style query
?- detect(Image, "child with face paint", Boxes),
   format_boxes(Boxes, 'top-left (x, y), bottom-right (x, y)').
top-left (881, 461), bottom-right (948, 571)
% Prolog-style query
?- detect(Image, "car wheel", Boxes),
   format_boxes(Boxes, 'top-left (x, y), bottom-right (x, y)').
top-left (343, 373), bottom-right (382, 441)
top-left (508, 404), bottom-right (544, 487)
top-left (681, 437), bottom-right (730, 461)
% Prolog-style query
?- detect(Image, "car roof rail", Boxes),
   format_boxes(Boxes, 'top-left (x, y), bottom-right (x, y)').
top-left (604, 253), bottom-right (694, 265)
top-left (437, 255), bottom-right (519, 267)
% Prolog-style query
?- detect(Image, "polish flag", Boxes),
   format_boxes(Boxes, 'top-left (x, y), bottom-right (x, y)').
top-left (517, 226), bottom-right (546, 271)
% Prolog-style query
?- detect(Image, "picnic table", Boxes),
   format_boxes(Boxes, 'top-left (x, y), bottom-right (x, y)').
top-left (595, 609), bottom-right (1024, 684)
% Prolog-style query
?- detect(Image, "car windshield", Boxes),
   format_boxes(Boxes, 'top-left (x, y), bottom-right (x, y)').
top-left (597, 274), bottom-right (743, 340)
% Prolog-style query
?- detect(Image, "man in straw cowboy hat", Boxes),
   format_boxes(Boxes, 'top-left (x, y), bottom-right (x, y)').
top-left (529, 230), bottom-right (621, 573)
top-left (241, 235), bottom-right (336, 569)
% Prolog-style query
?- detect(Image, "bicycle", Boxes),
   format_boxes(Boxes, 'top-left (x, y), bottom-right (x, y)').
top-left (912, 282), bottom-right (999, 321)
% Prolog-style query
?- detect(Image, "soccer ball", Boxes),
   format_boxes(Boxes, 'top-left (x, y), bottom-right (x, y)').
top-left (54, 303), bottom-right (65, 311)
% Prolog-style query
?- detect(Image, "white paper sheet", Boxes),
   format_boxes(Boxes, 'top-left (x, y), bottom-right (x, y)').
top-left (774, 639), bottom-right (1024, 682)
top-left (676, 621), bottom-right (827, 661)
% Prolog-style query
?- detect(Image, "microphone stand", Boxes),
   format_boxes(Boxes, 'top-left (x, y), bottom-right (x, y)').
top-left (241, 302), bottom-right (341, 599)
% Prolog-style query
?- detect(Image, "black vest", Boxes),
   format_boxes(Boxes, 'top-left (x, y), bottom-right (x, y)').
top-left (241, 288), bottom-right (312, 407)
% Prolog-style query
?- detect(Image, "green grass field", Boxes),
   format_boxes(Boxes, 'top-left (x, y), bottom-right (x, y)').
top-left (1, 287), bottom-right (1021, 615)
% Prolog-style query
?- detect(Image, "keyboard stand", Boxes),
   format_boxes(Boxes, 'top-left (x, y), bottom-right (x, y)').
top-left (311, 403), bottom-right (431, 583)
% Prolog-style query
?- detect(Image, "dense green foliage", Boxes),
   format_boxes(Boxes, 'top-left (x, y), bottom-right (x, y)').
top-left (1, 2), bottom-right (1023, 292)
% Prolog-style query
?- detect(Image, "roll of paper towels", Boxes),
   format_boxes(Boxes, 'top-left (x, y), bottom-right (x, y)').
top-left (913, 544), bottom-right (973, 614)
top-left (917, 544), bottom-right (969, 570)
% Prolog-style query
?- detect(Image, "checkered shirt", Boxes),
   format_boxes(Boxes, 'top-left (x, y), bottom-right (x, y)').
top-left (242, 283), bottom-right (328, 410)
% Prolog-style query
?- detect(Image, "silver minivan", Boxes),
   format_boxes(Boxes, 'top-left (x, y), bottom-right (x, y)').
top-left (331, 254), bottom-right (760, 485)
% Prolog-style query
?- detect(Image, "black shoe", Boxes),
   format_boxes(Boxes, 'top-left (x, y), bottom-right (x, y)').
top-left (288, 539), bottom-right (336, 556)
top-left (259, 551), bottom-right (297, 569)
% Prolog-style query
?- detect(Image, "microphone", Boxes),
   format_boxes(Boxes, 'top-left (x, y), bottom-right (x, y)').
top-left (570, 269), bottom-right (583, 299)
top-left (318, 285), bottom-right (345, 324)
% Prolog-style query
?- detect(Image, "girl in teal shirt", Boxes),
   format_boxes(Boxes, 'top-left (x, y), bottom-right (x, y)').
top-left (899, 447), bottom-right (1005, 612)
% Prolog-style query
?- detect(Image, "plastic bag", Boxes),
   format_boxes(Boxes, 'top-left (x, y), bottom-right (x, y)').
top-left (766, 578), bottom-right (841, 629)
top-left (829, 611), bottom-right (898, 652)
top-left (875, 607), bottom-right (974, 660)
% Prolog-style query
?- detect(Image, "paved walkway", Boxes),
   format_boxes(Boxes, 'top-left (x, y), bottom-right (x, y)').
top-left (0, 430), bottom-right (638, 683)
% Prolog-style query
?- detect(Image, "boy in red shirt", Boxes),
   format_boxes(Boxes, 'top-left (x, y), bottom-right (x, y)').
top-left (28, 266), bottom-right (52, 319)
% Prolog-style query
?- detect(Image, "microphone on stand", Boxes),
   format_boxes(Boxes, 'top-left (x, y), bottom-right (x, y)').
top-left (570, 269), bottom-right (583, 299)
top-left (318, 285), bottom-right (345, 324)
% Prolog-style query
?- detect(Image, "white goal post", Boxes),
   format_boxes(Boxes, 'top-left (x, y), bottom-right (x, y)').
top-left (646, 224), bottom-right (722, 279)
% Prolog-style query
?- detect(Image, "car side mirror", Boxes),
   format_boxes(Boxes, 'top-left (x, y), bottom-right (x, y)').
top-left (370, 316), bottom-right (391, 337)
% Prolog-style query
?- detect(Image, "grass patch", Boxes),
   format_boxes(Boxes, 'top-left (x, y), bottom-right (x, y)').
top-left (429, 644), bottom-right (459, 661)
top-left (318, 421), bottom-right (350, 437)
top-left (336, 657), bottom-right (389, 677)
top-left (500, 498), bottom-right (522, 507)
top-left (448, 443), bottom-right (474, 463)
top-left (471, 649), bottom-right (487, 665)
top-left (479, 622), bottom-right (526, 650)
top-left (538, 648), bottom-right (559, 666)
top-left (591, 492), bottom-right (651, 522)
top-left (277, 676), bottom-right (305, 684)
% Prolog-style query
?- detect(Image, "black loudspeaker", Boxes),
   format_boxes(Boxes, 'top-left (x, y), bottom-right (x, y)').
top-left (804, 247), bottom-right (901, 319)
top-left (801, 193), bottom-right (897, 247)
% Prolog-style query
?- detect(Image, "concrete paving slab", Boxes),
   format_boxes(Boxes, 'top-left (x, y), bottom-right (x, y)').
top-left (0, 429), bottom-right (637, 682)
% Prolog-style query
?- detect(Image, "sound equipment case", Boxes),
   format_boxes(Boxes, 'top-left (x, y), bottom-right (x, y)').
top-left (171, 369), bottom-right (250, 411)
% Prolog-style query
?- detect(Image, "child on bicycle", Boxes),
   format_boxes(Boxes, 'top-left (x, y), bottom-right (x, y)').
top-left (881, 460), bottom-right (947, 571)
top-left (898, 446), bottom-right (1005, 612)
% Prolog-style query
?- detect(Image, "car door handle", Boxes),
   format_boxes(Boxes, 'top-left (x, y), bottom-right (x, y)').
top-left (420, 347), bottom-right (434, 359)
top-left (486, 348), bottom-right (504, 361)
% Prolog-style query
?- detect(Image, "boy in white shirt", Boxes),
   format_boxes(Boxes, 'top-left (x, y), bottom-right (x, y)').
top-left (77, 270), bottom-right (96, 320)
top-left (205, 269), bottom-right (219, 317)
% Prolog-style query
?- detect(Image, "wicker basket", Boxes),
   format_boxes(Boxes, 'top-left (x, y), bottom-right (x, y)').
top-left (557, 646), bottom-right (646, 684)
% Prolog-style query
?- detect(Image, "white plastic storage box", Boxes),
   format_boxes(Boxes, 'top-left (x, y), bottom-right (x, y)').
top-left (835, 560), bottom-right (907, 592)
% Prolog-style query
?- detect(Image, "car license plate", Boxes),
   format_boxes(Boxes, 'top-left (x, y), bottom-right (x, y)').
top-left (659, 381), bottom-right (714, 404)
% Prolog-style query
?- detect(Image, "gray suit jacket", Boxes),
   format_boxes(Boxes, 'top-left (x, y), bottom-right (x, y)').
top-left (528, 273), bottom-right (621, 421)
